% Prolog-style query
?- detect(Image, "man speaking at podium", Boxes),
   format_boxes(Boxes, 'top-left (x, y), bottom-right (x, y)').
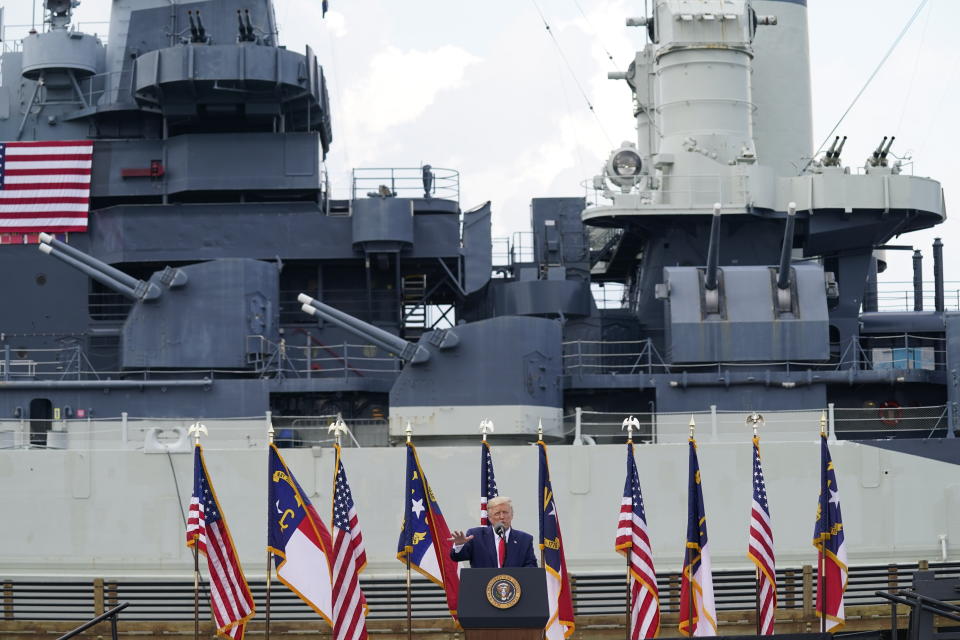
top-left (449, 496), bottom-right (538, 568)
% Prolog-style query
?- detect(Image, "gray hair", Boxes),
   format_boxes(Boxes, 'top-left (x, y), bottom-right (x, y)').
top-left (487, 496), bottom-right (513, 511)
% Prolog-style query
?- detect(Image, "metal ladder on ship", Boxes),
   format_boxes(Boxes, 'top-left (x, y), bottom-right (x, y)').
top-left (402, 274), bottom-right (427, 339)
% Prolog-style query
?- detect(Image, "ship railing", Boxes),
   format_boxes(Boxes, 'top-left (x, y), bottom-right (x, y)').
top-left (73, 69), bottom-right (134, 109)
top-left (872, 280), bottom-right (960, 312)
top-left (0, 403), bottom-right (951, 452)
top-left (247, 335), bottom-right (402, 379)
top-left (586, 173), bottom-right (750, 209)
top-left (491, 231), bottom-right (534, 268)
top-left (563, 338), bottom-right (670, 375)
top-left (351, 167), bottom-right (459, 202)
top-left (88, 291), bottom-right (133, 321)
top-left (565, 404), bottom-right (952, 444)
top-left (0, 414), bottom-right (389, 450)
top-left (562, 334), bottom-right (948, 375)
top-left (0, 23), bottom-right (110, 55)
top-left (0, 562), bottom-right (955, 622)
top-left (285, 415), bottom-right (390, 447)
top-left (0, 344), bottom-right (99, 381)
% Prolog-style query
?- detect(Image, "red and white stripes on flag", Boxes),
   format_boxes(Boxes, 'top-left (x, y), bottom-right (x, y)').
top-left (187, 445), bottom-right (255, 640)
top-left (480, 441), bottom-right (499, 525)
top-left (0, 141), bottom-right (93, 233)
top-left (615, 442), bottom-right (661, 639)
top-left (332, 444), bottom-right (369, 640)
top-left (748, 435), bottom-right (777, 635)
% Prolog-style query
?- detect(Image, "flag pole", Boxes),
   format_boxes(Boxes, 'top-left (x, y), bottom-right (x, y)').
top-left (818, 411), bottom-right (827, 634)
top-left (537, 420), bottom-right (545, 569)
top-left (687, 416), bottom-right (696, 638)
top-left (265, 421), bottom-right (274, 640)
top-left (328, 414), bottom-right (348, 640)
top-left (621, 416), bottom-right (639, 640)
top-left (188, 422), bottom-right (207, 640)
top-left (194, 535), bottom-right (200, 640)
top-left (405, 421), bottom-right (414, 640)
top-left (748, 415), bottom-right (761, 636)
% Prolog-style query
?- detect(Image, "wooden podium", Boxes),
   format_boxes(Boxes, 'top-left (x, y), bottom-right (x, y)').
top-left (458, 568), bottom-right (548, 640)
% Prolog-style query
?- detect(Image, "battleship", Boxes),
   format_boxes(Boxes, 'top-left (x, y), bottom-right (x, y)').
top-left (0, 0), bottom-right (958, 636)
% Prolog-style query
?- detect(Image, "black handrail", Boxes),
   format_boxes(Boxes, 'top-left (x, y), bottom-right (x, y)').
top-left (56, 601), bottom-right (129, 640)
top-left (875, 591), bottom-right (960, 623)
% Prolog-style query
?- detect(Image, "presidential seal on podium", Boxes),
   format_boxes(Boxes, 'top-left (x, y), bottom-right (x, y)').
top-left (485, 574), bottom-right (522, 609)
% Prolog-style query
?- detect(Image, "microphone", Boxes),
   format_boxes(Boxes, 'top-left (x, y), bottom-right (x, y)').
top-left (493, 523), bottom-right (506, 538)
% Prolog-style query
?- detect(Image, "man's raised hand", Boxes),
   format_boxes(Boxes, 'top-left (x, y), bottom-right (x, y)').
top-left (449, 530), bottom-right (474, 546)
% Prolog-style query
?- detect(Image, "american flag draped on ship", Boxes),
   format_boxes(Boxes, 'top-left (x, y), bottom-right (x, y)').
top-left (0, 141), bottom-right (93, 233)
top-left (480, 441), bottom-right (499, 525)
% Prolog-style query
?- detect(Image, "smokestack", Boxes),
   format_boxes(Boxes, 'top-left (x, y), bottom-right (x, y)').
top-left (912, 250), bottom-right (923, 312)
top-left (934, 237), bottom-right (944, 313)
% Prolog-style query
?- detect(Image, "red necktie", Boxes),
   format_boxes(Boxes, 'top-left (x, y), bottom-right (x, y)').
top-left (498, 534), bottom-right (506, 567)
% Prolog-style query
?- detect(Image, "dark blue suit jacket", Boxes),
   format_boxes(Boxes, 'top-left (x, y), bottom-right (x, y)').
top-left (449, 526), bottom-right (538, 568)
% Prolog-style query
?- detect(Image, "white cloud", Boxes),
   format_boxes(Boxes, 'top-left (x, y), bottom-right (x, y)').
top-left (322, 11), bottom-right (347, 39)
top-left (342, 45), bottom-right (481, 135)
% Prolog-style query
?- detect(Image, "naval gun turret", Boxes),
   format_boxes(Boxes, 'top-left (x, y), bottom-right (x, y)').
top-left (657, 202), bottom-right (829, 365)
top-left (38, 236), bottom-right (278, 369)
top-left (299, 294), bottom-right (437, 364)
top-left (39, 233), bottom-right (182, 302)
top-left (298, 294), bottom-right (564, 442)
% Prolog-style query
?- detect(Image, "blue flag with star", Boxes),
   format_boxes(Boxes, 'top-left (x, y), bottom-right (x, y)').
top-left (396, 442), bottom-right (459, 618)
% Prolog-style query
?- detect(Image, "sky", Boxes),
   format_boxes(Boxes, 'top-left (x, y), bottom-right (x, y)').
top-left (3, 0), bottom-right (958, 289)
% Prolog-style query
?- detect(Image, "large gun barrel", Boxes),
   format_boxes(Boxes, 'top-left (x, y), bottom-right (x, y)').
top-left (298, 293), bottom-right (430, 364)
top-left (872, 136), bottom-right (888, 162)
top-left (776, 204), bottom-right (797, 290)
top-left (38, 233), bottom-right (161, 301)
top-left (704, 204), bottom-right (722, 291)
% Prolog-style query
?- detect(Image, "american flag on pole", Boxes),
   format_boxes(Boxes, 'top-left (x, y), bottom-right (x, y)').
top-left (678, 436), bottom-right (716, 637)
top-left (747, 435), bottom-right (776, 635)
top-left (0, 141), bottom-right (93, 233)
top-left (186, 444), bottom-right (255, 640)
top-left (538, 440), bottom-right (575, 640)
top-left (480, 441), bottom-right (499, 525)
top-left (332, 444), bottom-right (369, 640)
top-left (615, 441), bottom-right (660, 639)
top-left (813, 432), bottom-right (847, 632)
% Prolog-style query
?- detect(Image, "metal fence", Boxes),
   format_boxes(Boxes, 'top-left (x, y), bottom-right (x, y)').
top-left (0, 414), bottom-right (389, 451)
top-left (564, 405), bottom-right (951, 444)
top-left (3, 562), bottom-right (955, 620)
top-left (562, 334), bottom-right (948, 376)
top-left (876, 281), bottom-right (960, 312)
top-left (351, 167), bottom-right (459, 202)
